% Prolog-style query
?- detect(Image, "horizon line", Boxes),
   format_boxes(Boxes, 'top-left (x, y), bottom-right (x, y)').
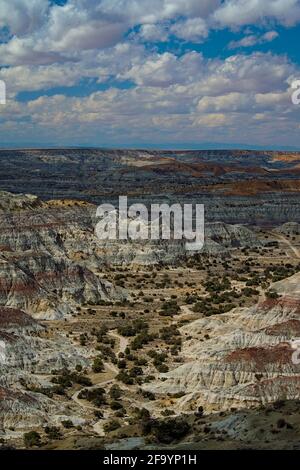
top-left (0, 145), bottom-right (300, 152)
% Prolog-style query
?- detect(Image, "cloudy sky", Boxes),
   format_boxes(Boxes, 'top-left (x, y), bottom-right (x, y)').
top-left (0, 0), bottom-right (300, 149)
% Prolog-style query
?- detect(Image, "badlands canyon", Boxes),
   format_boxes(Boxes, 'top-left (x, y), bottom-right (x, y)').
top-left (1, 149), bottom-right (300, 449)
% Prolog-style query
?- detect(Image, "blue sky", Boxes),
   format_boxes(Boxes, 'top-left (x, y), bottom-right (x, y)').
top-left (0, 0), bottom-right (300, 149)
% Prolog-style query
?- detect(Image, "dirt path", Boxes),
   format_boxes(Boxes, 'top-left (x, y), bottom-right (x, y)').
top-left (109, 330), bottom-right (129, 354)
top-left (269, 232), bottom-right (300, 259)
top-left (179, 305), bottom-right (194, 317)
top-left (71, 331), bottom-right (128, 436)
top-left (71, 377), bottom-right (114, 411)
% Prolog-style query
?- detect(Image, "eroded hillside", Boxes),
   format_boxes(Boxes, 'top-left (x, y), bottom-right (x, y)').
top-left (1, 188), bottom-right (300, 449)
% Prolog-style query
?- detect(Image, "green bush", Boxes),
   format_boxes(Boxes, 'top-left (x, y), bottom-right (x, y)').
top-left (109, 384), bottom-right (122, 400)
top-left (44, 426), bottom-right (62, 440)
top-left (92, 357), bottom-right (104, 373)
top-left (104, 419), bottom-right (121, 433)
top-left (62, 420), bottom-right (74, 429)
top-left (23, 431), bottom-right (41, 448)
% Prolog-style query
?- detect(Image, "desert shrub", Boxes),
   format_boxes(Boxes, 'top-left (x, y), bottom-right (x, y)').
top-left (134, 407), bottom-right (151, 421)
top-left (118, 359), bottom-right (127, 369)
top-left (116, 371), bottom-right (134, 385)
top-left (44, 426), bottom-right (62, 440)
top-left (277, 418), bottom-right (286, 429)
top-left (242, 287), bottom-right (259, 297)
top-left (73, 374), bottom-right (92, 386)
top-left (104, 419), bottom-right (121, 433)
top-left (109, 385), bottom-right (122, 400)
top-left (156, 364), bottom-right (169, 373)
top-left (140, 390), bottom-right (155, 400)
top-left (23, 431), bottom-right (41, 448)
top-left (110, 401), bottom-right (123, 410)
top-left (266, 290), bottom-right (279, 299)
top-left (143, 417), bottom-right (190, 443)
top-left (161, 409), bottom-right (175, 417)
top-left (131, 331), bottom-right (154, 350)
top-left (160, 325), bottom-right (180, 343)
top-left (62, 420), bottom-right (74, 429)
top-left (78, 387), bottom-right (106, 406)
top-left (92, 357), bottom-right (104, 373)
top-left (135, 357), bottom-right (148, 366)
top-left (51, 370), bottom-right (72, 389)
top-left (129, 366), bottom-right (143, 377)
top-left (159, 300), bottom-right (180, 316)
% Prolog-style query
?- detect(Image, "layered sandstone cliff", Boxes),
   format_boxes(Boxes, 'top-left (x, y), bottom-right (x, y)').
top-left (145, 275), bottom-right (300, 413)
